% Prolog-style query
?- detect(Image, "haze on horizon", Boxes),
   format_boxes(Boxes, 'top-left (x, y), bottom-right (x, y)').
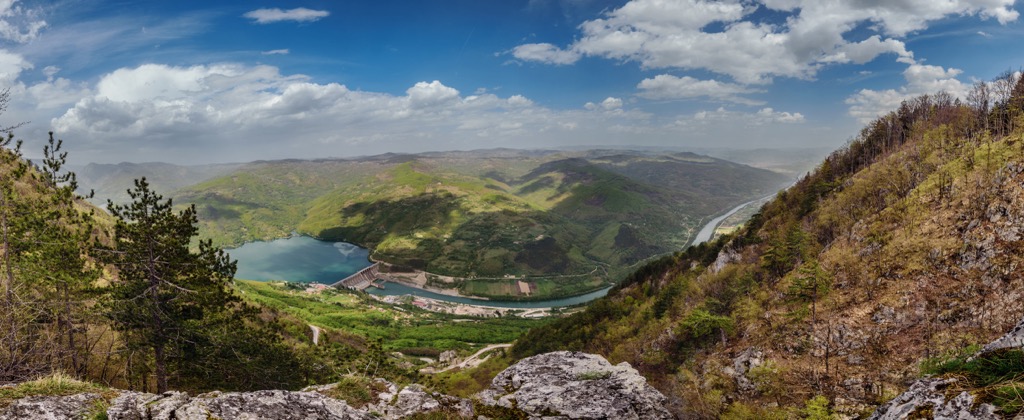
top-left (0, 0), bottom-right (1021, 164)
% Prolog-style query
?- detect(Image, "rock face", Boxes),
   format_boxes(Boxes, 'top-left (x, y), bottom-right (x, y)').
top-left (0, 393), bottom-right (101, 420)
top-left (0, 351), bottom-right (673, 420)
top-left (868, 378), bottom-right (998, 420)
top-left (870, 317), bottom-right (1024, 419)
top-left (477, 351), bottom-right (674, 419)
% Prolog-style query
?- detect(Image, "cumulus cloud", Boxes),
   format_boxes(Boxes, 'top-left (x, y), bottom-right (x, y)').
top-left (0, 49), bottom-right (31, 84)
top-left (637, 75), bottom-right (764, 105)
top-left (846, 63), bottom-right (969, 123)
top-left (584, 97), bottom-right (624, 111)
top-left (46, 63), bottom-right (668, 162)
top-left (244, 8), bottom-right (330, 24)
top-left (514, 0), bottom-right (1016, 84)
top-left (690, 106), bottom-right (804, 125)
top-left (510, 43), bottom-right (580, 65)
top-left (406, 80), bottom-right (460, 108)
top-left (0, 0), bottom-right (46, 43)
top-left (756, 107), bottom-right (805, 123)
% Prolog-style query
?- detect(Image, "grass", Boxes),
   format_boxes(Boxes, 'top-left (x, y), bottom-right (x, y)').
top-left (235, 280), bottom-right (547, 353)
top-left (921, 348), bottom-right (1024, 416)
top-left (316, 375), bottom-right (389, 408)
top-left (0, 372), bottom-right (111, 409)
top-left (174, 150), bottom-right (785, 298)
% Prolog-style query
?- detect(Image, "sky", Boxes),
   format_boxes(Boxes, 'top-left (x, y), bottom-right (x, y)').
top-left (0, 0), bottom-right (1022, 164)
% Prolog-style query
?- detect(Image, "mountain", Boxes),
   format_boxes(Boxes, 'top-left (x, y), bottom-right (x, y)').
top-left (510, 88), bottom-right (1024, 417)
top-left (168, 149), bottom-right (788, 298)
top-left (74, 161), bottom-right (242, 207)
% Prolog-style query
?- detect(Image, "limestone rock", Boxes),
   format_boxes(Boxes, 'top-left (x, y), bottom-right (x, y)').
top-left (439, 349), bottom-right (458, 365)
top-left (0, 392), bottom-right (101, 420)
top-left (729, 347), bottom-right (764, 393)
top-left (868, 378), bottom-right (998, 420)
top-left (148, 391), bottom-right (190, 420)
top-left (106, 391), bottom-right (164, 420)
top-left (370, 384), bottom-right (473, 419)
top-left (173, 390), bottom-right (372, 420)
top-left (476, 351), bottom-right (673, 419)
top-left (710, 246), bottom-right (742, 274)
top-left (977, 317), bottom-right (1024, 355)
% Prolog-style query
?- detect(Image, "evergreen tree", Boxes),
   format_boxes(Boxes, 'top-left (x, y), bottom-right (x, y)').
top-left (99, 178), bottom-right (236, 393)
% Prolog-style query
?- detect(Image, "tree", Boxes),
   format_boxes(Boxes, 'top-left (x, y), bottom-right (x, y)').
top-left (22, 133), bottom-right (101, 375)
top-left (99, 178), bottom-right (236, 393)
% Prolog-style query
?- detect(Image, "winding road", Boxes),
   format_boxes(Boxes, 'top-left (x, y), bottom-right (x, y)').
top-left (423, 343), bottom-right (512, 374)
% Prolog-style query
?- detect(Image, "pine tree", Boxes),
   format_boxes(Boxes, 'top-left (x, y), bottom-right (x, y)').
top-left (99, 178), bottom-right (236, 393)
top-left (26, 133), bottom-right (101, 375)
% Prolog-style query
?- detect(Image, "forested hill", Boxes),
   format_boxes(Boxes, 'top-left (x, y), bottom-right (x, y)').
top-left (169, 149), bottom-right (788, 280)
top-left (511, 74), bottom-right (1024, 417)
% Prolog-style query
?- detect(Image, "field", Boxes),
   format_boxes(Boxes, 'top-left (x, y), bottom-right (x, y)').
top-left (235, 280), bottom-right (548, 355)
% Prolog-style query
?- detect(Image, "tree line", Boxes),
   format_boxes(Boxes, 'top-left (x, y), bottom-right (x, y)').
top-left (0, 89), bottom-right (369, 393)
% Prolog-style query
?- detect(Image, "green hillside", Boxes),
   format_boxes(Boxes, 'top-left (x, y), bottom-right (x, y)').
top-left (509, 81), bottom-right (1024, 417)
top-left (171, 150), bottom-right (788, 297)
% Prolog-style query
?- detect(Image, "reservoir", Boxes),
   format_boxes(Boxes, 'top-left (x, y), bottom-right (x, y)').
top-left (230, 235), bottom-right (610, 308)
top-left (229, 236), bottom-right (373, 283)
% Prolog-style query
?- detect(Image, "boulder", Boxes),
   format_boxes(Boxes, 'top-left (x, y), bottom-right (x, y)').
top-left (0, 393), bottom-right (101, 420)
top-left (0, 351), bottom-right (673, 420)
top-left (369, 384), bottom-right (473, 419)
top-left (173, 390), bottom-right (372, 420)
top-left (476, 351), bottom-right (673, 419)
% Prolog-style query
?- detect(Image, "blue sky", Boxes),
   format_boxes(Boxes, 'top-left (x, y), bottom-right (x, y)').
top-left (0, 0), bottom-right (1022, 164)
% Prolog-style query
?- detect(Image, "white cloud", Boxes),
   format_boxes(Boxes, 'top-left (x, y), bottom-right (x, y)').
top-left (846, 63), bottom-right (969, 123)
top-left (261, 49), bottom-right (289, 55)
top-left (243, 8), bottom-right (330, 24)
top-left (406, 80), bottom-right (460, 108)
top-left (637, 74), bottom-right (764, 105)
top-left (757, 107), bottom-right (804, 123)
top-left (513, 0), bottom-right (1017, 84)
top-left (0, 0), bottom-right (46, 43)
top-left (689, 106), bottom-right (804, 125)
top-left (0, 48), bottom-right (30, 84)
top-left (510, 43), bottom-right (580, 65)
top-left (584, 97), bottom-right (623, 111)
top-left (48, 63), bottom-right (673, 162)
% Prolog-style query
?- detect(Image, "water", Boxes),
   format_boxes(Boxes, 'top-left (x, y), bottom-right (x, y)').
top-left (229, 235), bottom-right (610, 307)
top-left (366, 282), bottom-right (612, 308)
top-left (228, 236), bottom-right (373, 283)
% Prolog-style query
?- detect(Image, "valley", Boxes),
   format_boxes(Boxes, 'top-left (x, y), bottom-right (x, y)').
top-left (81, 148), bottom-right (790, 300)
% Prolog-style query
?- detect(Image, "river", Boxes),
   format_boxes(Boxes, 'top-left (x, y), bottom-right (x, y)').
top-left (230, 194), bottom-right (769, 308)
top-left (365, 282), bottom-right (611, 309)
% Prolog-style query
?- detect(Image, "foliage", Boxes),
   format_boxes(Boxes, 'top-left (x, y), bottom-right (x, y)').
top-left (172, 150), bottom-right (786, 298)
top-left (505, 71), bottom-right (1024, 418)
top-left (0, 372), bottom-right (107, 409)
top-left (1, 127), bottom-right (101, 382)
top-left (802, 395), bottom-right (833, 420)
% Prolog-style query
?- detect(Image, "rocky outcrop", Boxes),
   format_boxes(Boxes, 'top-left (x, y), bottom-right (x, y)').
top-left (868, 378), bottom-right (998, 420)
top-left (477, 351), bottom-right (673, 419)
top-left (0, 393), bottom-right (102, 420)
top-left (870, 317), bottom-right (1024, 419)
top-left (0, 351), bottom-right (673, 420)
top-left (722, 347), bottom-right (764, 393)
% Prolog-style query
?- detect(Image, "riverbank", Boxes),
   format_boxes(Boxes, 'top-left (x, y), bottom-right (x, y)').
top-left (370, 293), bottom-right (560, 317)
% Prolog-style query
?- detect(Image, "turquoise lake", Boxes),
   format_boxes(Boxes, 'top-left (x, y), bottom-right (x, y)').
top-left (228, 236), bottom-right (372, 283)
top-left (229, 236), bottom-right (611, 308)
